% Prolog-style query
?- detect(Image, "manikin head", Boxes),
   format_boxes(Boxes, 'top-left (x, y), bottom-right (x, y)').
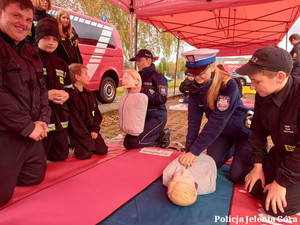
top-left (122, 69), bottom-right (142, 92)
top-left (167, 169), bottom-right (197, 206)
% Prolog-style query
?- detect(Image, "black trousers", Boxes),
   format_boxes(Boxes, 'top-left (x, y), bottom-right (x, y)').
top-left (0, 131), bottom-right (46, 207)
top-left (43, 129), bottom-right (69, 161)
top-left (73, 134), bottom-right (108, 160)
top-left (207, 135), bottom-right (253, 184)
top-left (250, 149), bottom-right (300, 216)
top-left (123, 115), bottom-right (167, 150)
top-left (250, 180), bottom-right (300, 216)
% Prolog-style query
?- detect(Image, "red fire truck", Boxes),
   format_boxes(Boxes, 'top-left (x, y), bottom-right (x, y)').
top-left (50, 6), bottom-right (124, 103)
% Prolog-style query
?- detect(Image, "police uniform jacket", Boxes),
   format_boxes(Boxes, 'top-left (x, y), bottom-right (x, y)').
top-left (250, 75), bottom-right (300, 188)
top-left (68, 87), bottom-right (102, 151)
top-left (290, 42), bottom-right (300, 75)
top-left (139, 63), bottom-right (168, 118)
top-left (0, 31), bottom-right (51, 136)
top-left (186, 73), bottom-right (251, 156)
top-left (38, 49), bottom-right (73, 132)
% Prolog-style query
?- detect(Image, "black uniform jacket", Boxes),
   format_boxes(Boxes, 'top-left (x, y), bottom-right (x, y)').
top-left (26, 9), bottom-right (54, 45)
top-left (290, 42), bottom-right (300, 75)
top-left (0, 31), bottom-right (51, 136)
top-left (38, 49), bottom-right (73, 131)
top-left (139, 63), bottom-right (168, 118)
top-left (250, 75), bottom-right (300, 187)
top-left (68, 87), bottom-right (102, 150)
top-left (56, 28), bottom-right (83, 65)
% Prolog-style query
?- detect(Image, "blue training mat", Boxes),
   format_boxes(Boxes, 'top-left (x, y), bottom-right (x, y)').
top-left (99, 165), bottom-right (233, 225)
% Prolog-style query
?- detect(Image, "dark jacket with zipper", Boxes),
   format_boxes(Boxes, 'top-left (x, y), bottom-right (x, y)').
top-left (250, 75), bottom-right (300, 187)
top-left (186, 73), bottom-right (250, 156)
top-left (38, 49), bottom-right (73, 132)
top-left (68, 87), bottom-right (102, 151)
top-left (139, 63), bottom-right (168, 119)
top-left (0, 30), bottom-right (51, 136)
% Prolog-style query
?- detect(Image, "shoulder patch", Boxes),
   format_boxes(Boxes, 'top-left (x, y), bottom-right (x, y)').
top-left (159, 85), bottom-right (167, 96)
top-left (216, 95), bottom-right (230, 111)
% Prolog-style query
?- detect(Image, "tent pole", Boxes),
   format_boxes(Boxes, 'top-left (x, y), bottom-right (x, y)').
top-left (286, 29), bottom-right (288, 50)
top-left (130, 13), bottom-right (133, 68)
top-left (173, 38), bottom-right (180, 96)
top-left (135, 18), bottom-right (138, 70)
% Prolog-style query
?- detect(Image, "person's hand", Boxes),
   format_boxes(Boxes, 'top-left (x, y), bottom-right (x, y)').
top-left (29, 121), bottom-right (49, 141)
top-left (179, 151), bottom-right (196, 167)
top-left (74, 39), bottom-right (79, 47)
top-left (245, 163), bottom-right (265, 192)
top-left (264, 180), bottom-right (287, 214)
top-left (91, 132), bottom-right (98, 139)
top-left (48, 90), bottom-right (69, 104)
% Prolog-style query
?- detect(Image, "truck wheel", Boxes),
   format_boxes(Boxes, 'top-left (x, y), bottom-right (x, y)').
top-left (97, 77), bottom-right (116, 103)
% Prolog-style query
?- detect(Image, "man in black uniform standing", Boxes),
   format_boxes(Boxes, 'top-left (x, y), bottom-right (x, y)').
top-left (0, 0), bottom-right (51, 207)
top-left (237, 46), bottom-right (300, 216)
top-left (289, 33), bottom-right (300, 76)
top-left (123, 49), bottom-right (169, 149)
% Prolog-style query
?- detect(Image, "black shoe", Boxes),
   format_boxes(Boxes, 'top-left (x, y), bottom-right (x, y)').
top-left (160, 128), bottom-right (170, 148)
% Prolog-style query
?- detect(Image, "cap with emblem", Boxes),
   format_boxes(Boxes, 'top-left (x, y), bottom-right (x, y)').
top-left (130, 49), bottom-right (159, 61)
top-left (236, 46), bottom-right (293, 75)
top-left (181, 48), bottom-right (219, 76)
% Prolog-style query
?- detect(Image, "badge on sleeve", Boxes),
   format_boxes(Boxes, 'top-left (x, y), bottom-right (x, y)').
top-left (216, 95), bottom-right (230, 111)
top-left (159, 85), bottom-right (167, 96)
top-left (293, 53), bottom-right (298, 60)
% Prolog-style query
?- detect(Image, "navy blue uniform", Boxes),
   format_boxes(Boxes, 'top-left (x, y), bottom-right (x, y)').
top-left (38, 49), bottom-right (73, 161)
top-left (186, 73), bottom-right (252, 183)
top-left (249, 76), bottom-right (300, 216)
top-left (290, 42), bottom-right (300, 76)
top-left (124, 64), bottom-right (168, 149)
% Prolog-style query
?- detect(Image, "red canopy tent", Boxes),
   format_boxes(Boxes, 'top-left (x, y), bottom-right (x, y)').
top-left (106, 0), bottom-right (300, 56)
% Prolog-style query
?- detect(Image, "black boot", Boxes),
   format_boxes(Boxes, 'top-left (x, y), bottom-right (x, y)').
top-left (158, 128), bottom-right (170, 148)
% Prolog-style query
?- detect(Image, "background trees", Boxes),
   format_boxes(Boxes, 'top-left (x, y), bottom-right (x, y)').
top-left (52, 0), bottom-right (187, 79)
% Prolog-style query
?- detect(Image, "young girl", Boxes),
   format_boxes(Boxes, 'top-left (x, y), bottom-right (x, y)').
top-left (179, 48), bottom-right (253, 184)
top-left (56, 10), bottom-right (83, 65)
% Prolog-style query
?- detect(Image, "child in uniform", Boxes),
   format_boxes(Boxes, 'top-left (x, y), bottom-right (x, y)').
top-left (68, 63), bottom-right (108, 159)
top-left (237, 46), bottom-right (300, 216)
top-left (36, 17), bottom-right (73, 161)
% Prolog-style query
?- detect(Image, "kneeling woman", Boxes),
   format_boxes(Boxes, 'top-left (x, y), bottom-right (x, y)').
top-left (179, 48), bottom-right (252, 184)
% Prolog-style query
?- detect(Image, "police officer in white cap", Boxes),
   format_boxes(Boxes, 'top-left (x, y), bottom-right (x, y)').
top-left (179, 48), bottom-right (253, 184)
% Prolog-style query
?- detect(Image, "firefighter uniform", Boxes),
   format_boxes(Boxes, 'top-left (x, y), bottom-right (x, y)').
top-left (68, 87), bottom-right (108, 159)
top-left (26, 8), bottom-right (54, 45)
top-left (38, 49), bottom-right (73, 161)
top-left (0, 31), bottom-right (51, 207)
top-left (123, 63), bottom-right (168, 149)
top-left (249, 76), bottom-right (300, 216)
top-left (290, 42), bottom-right (300, 76)
top-left (56, 28), bottom-right (83, 65)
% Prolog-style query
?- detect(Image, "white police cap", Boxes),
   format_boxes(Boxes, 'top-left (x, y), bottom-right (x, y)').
top-left (182, 48), bottom-right (219, 68)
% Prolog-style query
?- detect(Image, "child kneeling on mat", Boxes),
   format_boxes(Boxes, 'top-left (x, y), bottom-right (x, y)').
top-left (163, 154), bottom-right (217, 206)
top-left (68, 63), bottom-right (108, 159)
